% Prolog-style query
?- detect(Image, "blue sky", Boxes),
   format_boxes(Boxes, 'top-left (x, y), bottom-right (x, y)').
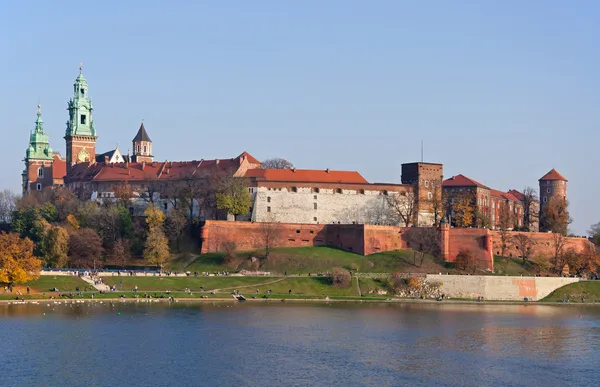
top-left (1, 1), bottom-right (599, 234)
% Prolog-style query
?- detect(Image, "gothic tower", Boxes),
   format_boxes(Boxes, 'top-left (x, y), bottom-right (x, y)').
top-left (538, 168), bottom-right (568, 232)
top-left (65, 64), bottom-right (97, 170)
top-left (132, 121), bottom-right (153, 163)
top-left (23, 104), bottom-right (54, 195)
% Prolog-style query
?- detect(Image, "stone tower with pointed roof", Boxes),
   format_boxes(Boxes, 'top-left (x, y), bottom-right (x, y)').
top-left (65, 65), bottom-right (97, 170)
top-left (22, 104), bottom-right (55, 194)
top-left (539, 168), bottom-right (568, 232)
top-left (132, 122), bottom-right (153, 163)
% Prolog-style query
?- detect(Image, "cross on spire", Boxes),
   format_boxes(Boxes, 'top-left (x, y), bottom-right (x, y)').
top-left (79, 61), bottom-right (83, 73)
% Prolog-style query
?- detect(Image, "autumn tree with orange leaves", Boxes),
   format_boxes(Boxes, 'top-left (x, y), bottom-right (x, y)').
top-left (0, 233), bottom-right (42, 285)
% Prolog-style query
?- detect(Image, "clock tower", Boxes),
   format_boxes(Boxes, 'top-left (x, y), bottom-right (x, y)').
top-left (65, 63), bottom-right (97, 171)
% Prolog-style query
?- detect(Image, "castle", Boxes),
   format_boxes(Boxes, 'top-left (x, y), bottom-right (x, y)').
top-left (23, 67), bottom-right (566, 232)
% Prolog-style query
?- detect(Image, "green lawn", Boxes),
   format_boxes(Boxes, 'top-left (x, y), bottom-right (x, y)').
top-left (542, 281), bottom-right (600, 303)
top-left (168, 246), bottom-right (443, 275)
top-left (102, 276), bottom-right (274, 292)
top-left (25, 276), bottom-right (89, 293)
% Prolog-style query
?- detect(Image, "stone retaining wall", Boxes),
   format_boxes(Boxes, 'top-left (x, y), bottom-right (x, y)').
top-left (426, 274), bottom-right (580, 301)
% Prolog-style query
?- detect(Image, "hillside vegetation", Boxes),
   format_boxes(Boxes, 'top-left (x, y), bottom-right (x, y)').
top-left (166, 246), bottom-right (450, 275)
top-left (542, 281), bottom-right (600, 303)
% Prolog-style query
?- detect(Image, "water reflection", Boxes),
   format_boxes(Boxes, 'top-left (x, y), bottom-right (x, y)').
top-left (0, 302), bottom-right (599, 386)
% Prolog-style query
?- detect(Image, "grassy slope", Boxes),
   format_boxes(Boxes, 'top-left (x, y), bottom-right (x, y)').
top-left (25, 276), bottom-right (89, 292)
top-left (168, 246), bottom-right (447, 275)
top-left (492, 256), bottom-right (541, 276)
top-left (542, 281), bottom-right (600, 302)
top-left (102, 276), bottom-right (272, 292)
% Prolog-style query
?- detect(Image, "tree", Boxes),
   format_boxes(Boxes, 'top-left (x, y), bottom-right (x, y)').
top-left (386, 189), bottom-right (417, 227)
top-left (42, 226), bottom-right (70, 268)
top-left (0, 189), bottom-right (17, 224)
top-left (0, 233), bottom-right (42, 285)
top-left (428, 180), bottom-right (445, 226)
top-left (144, 205), bottom-right (170, 269)
top-left (94, 205), bottom-right (134, 249)
top-left (111, 239), bottom-right (131, 269)
top-left (164, 208), bottom-right (188, 252)
top-left (550, 233), bottom-right (567, 272)
top-left (588, 221), bottom-right (600, 246)
top-left (328, 267), bottom-right (351, 288)
top-left (68, 228), bottom-right (103, 269)
top-left (403, 227), bottom-right (440, 267)
top-left (498, 202), bottom-right (514, 258)
top-left (261, 158), bottom-right (294, 169)
top-left (112, 182), bottom-right (134, 207)
top-left (455, 249), bottom-right (473, 272)
top-left (541, 197), bottom-right (571, 235)
top-left (449, 192), bottom-right (475, 228)
top-left (521, 187), bottom-right (539, 231)
top-left (215, 177), bottom-right (252, 220)
top-left (475, 209), bottom-right (490, 229)
top-left (512, 233), bottom-right (533, 263)
top-left (259, 217), bottom-right (281, 260)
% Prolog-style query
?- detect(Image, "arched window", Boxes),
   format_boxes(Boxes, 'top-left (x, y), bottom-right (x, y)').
top-left (291, 187), bottom-right (298, 193)
top-left (427, 192), bottom-right (433, 200)
top-left (144, 145), bottom-right (147, 153)
top-left (336, 188), bottom-right (342, 194)
top-left (37, 167), bottom-right (44, 178)
top-left (313, 187), bottom-right (319, 193)
top-left (382, 190), bottom-right (389, 196)
top-left (36, 183), bottom-right (42, 191)
top-left (359, 189), bottom-right (365, 195)
top-left (424, 180), bottom-right (429, 188)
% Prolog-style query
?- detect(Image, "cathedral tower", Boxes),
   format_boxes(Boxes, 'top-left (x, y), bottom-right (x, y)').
top-left (132, 121), bottom-right (153, 163)
top-left (65, 64), bottom-right (97, 170)
top-left (23, 104), bottom-right (54, 194)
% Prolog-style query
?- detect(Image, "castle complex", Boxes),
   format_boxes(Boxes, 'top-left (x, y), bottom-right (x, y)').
top-left (23, 68), bottom-right (567, 232)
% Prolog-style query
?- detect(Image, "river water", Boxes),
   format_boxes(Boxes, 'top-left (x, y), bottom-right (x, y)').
top-left (0, 301), bottom-right (598, 387)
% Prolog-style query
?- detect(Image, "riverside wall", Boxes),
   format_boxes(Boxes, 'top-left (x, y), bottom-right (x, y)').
top-left (426, 274), bottom-right (580, 301)
top-left (200, 221), bottom-right (593, 272)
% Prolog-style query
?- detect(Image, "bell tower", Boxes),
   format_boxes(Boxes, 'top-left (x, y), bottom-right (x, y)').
top-left (65, 63), bottom-right (97, 171)
top-left (132, 121), bottom-right (153, 163)
top-left (23, 104), bottom-right (54, 195)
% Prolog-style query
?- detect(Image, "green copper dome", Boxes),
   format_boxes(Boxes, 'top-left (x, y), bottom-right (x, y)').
top-left (25, 104), bottom-right (53, 161)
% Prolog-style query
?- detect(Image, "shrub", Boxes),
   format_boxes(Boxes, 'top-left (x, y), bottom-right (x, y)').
top-left (407, 276), bottom-right (422, 290)
top-left (329, 267), bottom-right (351, 288)
top-left (221, 240), bottom-right (237, 263)
top-left (455, 249), bottom-right (473, 271)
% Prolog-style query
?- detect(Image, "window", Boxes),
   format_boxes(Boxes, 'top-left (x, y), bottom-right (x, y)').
top-left (543, 196), bottom-right (547, 203)
top-left (359, 189), bottom-right (365, 194)
top-left (267, 206), bottom-right (271, 212)
top-left (80, 114), bottom-right (86, 125)
top-left (314, 203), bottom-right (318, 210)
top-left (547, 188), bottom-right (551, 193)
top-left (424, 180), bottom-right (429, 188)
top-left (335, 188), bottom-right (342, 194)
top-left (313, 187), bottom-right (319, 193)
top-left (137, 145), bottom-right (140, 153)
top-left (296, 230), bottom-right (300, 234)
top-left (267, 197), bottom-right (271, 203)
top-left (37, 167), bottom-right (44, 178)
top-left (291, 187), bottom-right (298, 193)
top-left (36, 183), bottom-right (42, 191)
top-left (313, 217), bottom-right (318, 222)
top-left (382, 190), bottom-right (389, 196)
top-left (80, 88), bottom-right (85, 96)
top-left (427, 192), bottom-right (433, 200)
top-left (144, 145), bottom-right (147, 153)
top-left (313, 195), bottom-right (317, 199)
top-left (163, 202), bottom-right (168, 210)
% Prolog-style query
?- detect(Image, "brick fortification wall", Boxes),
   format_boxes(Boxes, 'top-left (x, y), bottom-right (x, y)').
top-left (200, 221), bottom-right (592, 272)
top-left (488, 230), bottom-right (591, 259)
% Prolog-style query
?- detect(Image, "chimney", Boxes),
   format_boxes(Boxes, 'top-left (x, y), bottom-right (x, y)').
top-left (104, 155), bottom-right (109, 163)
top-left (216, 159), bottom-right (220, 165)
top-left (326, 168), bottom-right (330, 173)
top-left (142, 161), bottom-right (146, 170)
top-left (291, 167), bottom-right (296, 172)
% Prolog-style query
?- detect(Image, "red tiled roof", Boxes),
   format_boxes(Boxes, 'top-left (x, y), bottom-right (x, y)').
top-left (238, 151), bottom-right (261, 164)
top-left (507, 189), bottom-right (524, 201)
top-left (442, 174), bottom-right (489, 189)
top-left (539, 169), bottom-right (567, 182)
top-left (491, 189), bottom-right (521, 202)
top-left (66, 157), bottom-right (244, 183)
top-left (244, 168), bottom-right (369, 184)
top-left (52, 154), bottom-right (66, 180)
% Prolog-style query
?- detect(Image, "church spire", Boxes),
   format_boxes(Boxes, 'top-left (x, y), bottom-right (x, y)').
top-left (26, 104), bottom-right (53, 160)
